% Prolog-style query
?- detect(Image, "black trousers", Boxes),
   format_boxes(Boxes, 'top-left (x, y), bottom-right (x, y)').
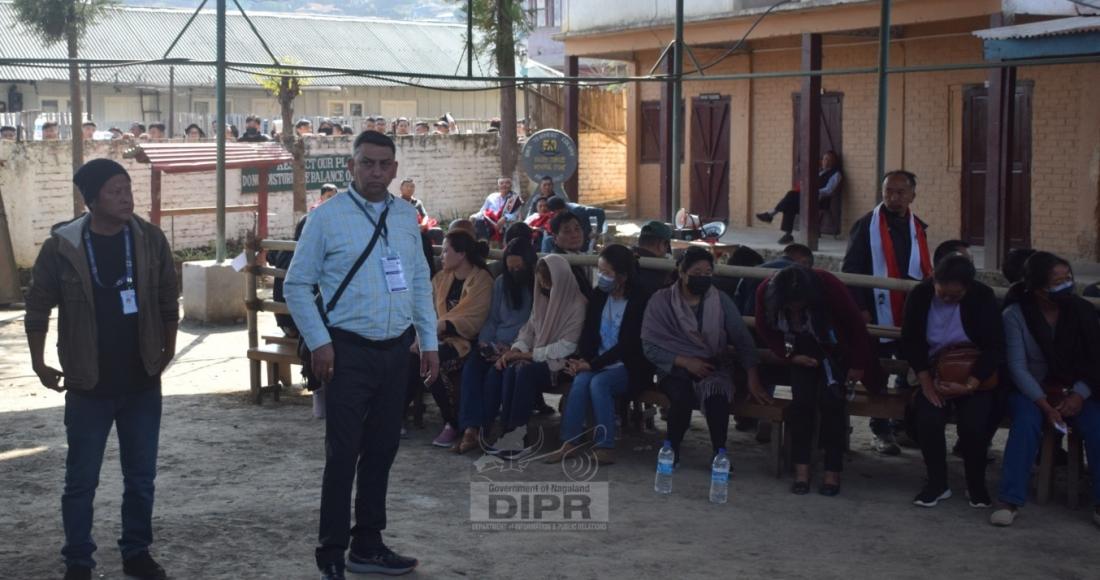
top-left (774, 190), bottom-right (832, 234)
top-left (788, 364), bottom-right (848, 472)
top-left (316, 327), bottom-right (414, 569)
top-left (661, 372), bottom-right (730, 460)
top-left (915, 389), bottom-right (993, 493)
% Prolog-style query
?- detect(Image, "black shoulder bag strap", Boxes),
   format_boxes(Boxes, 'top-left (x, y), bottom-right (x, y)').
top-left (314, 205), bottom-right (390, 325)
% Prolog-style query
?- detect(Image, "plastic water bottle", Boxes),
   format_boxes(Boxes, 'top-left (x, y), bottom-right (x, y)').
top-left (654, 440), bottom-right (675, 495)
top-left (709, 448), bottom-right (730, 504)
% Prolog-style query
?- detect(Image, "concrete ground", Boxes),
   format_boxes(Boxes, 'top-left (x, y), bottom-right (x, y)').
top-left (1, 308), bottom-right (1098, 580)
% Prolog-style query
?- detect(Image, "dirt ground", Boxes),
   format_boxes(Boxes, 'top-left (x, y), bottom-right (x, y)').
top-left (1, 308), bottom-right (1097, 580)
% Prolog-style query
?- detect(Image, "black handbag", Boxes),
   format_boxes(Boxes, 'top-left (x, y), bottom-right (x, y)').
top-left (296, 206), bottom-right (390, 381)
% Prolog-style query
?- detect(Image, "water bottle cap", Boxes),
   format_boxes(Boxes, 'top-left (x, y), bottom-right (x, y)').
top-left (662, 440), bottom-right (671, 448)
top-left (718, 448), bottom-right (726, 454)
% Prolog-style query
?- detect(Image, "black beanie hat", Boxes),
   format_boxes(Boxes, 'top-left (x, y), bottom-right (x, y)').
top-left (73, 158), bottom-right (130, 206)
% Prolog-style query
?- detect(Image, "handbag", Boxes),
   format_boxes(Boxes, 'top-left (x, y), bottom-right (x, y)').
top-left (296, 206), bottom-right (390, 375)
top-left (933, 344), bottom-right (998, 398)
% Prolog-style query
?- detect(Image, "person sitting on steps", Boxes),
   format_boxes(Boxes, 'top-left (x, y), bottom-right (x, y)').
top-left (756, 150), bottom-right (843, 245)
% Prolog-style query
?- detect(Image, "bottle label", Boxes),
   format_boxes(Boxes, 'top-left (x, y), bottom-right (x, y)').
top-left (711, 471), bottom-right (729, 484)
top-left (657, 461), bottom-right (674, 475)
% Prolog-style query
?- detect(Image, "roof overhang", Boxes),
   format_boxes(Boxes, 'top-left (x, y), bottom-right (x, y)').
top-left (124, 142), bottom-right (293, 174)
top-left (973, 16), bottom-right (1100, 60)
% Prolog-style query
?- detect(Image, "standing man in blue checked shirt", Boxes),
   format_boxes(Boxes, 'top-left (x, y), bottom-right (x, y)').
top-left (285, 130), bottom-right (439, 579)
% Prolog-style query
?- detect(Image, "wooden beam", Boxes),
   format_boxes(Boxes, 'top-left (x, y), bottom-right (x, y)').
top-left (798, 33), bottom-right (823, 250)
top-left (659, 49), bottom-right (675, 221)
top-left (257, 167), bottom-right (269, 240)
top-left (150, 168), bottom-right (162, 226)
top-left (564, 55), bottom-right (580, 203)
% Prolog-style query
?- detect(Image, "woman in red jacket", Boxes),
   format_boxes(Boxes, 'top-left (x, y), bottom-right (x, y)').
top-left (755, 265), bottom-right (882, 496)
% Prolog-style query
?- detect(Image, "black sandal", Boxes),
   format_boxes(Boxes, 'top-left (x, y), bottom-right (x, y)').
top-left (791, 481), bottom-right (810, 495)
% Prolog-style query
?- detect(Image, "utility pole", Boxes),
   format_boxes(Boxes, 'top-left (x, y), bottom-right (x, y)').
top-left (215, 0), bottom-right (227, 262)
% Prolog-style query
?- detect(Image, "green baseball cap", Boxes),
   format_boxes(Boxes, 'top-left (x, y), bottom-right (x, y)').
top-left (640, 220), bottom-right (672, 241)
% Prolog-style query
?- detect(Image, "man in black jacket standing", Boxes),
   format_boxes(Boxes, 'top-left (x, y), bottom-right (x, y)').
top-left (842, 170), bottom-right (932, 455)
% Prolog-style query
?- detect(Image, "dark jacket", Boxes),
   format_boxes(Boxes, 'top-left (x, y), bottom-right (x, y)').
top-left (25, 214), bottom-right (179, 391)
top-left (634, 247), bottom-right (671, 296)
top-left (575, 286), bottom-right (653, 396)
top-left (841, 207), bottom-right (928, 322)
top-left (900, 279), bottom-right (1003, 381)
top-left (755, 268), bottom-right (885, 392)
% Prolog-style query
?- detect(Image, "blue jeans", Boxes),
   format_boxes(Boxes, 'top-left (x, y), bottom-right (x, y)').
top-left (998, 392), bottom-right (1100, 507)
top-left (500, 361), bottom-right (551, 430)
top-left (62, 387), bottom-right (162, 569)
top-left (560, 366), bottom-right (629, 449)
top-left (458, 355), bottom-right (504, 430)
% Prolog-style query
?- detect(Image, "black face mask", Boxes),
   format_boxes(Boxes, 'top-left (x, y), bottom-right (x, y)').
top-left (510, 270), bottom-right (528, 285)
top-left (687, 275), bottom-right (713, 296)
top-left (540, 286), bottom-right (551, 298)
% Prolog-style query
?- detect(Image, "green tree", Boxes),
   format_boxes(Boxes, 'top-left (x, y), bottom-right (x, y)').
top-left (255, 60), bottom-right (310, 221)
top-left (14, 0), bottom-right (117, 217)
top-left (458, 0), bottom-right (531, 178)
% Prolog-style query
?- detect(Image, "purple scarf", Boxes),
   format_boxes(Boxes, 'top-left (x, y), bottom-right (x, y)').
top-left (641, 284), bottom-right (733, 405)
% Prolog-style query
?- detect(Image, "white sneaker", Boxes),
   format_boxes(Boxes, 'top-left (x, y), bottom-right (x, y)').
top-left (990, 507), bottom-right (1018, 527)
top-left (312, 388), bottom-right (326, 419)
top-left (491, 426), bottom-right (527, 455)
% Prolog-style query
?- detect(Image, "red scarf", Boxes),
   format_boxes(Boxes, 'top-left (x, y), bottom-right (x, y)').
top-left (877, 211), bottom-right (931, 325)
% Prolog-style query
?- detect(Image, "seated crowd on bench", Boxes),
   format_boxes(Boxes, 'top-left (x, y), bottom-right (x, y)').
top-left (272, 164), bottom-right (1100, 532)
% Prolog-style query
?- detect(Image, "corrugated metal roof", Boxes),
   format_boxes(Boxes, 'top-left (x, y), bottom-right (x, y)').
top-left (973, 16), bottom-right (1100, 40)
top-left (0, 2), bottom-right (558, 88)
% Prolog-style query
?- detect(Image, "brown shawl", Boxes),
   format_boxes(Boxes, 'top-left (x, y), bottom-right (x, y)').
top-left (432, 267), bottom-right (494, 358)
top-left (513, 254), bottom-right (588, 372)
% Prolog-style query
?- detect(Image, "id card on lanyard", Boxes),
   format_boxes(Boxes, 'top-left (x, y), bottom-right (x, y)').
top-left (84, 225), bottom-right (137, 315)
top-left (351, 194), bottom-right (407, 294)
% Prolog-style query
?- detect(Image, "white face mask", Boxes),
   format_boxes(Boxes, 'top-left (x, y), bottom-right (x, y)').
top-left (597, 273), bottom-right (617, 293)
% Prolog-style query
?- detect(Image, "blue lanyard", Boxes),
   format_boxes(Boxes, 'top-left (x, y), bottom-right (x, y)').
top-left (84, 225), bottom-right (133, 289)
top-left (348, 190), bottom-right (389, 243)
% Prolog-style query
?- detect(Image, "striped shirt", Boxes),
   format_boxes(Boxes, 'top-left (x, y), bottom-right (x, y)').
top-left (284, 185), bottom-right (438, 352)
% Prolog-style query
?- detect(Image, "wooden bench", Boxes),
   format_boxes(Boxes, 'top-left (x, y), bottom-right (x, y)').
top-left (246, 342), bottom-right (300, 404)
top-left (1037, 428), bottom-right (1086, 508)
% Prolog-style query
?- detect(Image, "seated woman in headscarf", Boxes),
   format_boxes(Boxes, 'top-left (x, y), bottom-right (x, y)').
top-left (755, 264), bottom-right (879, 496)
top-left (901, 253), bottom-right (1003, 508)
top-left (642, 247), bottom-right (766, 467)
top-left (493, 254), bottom-right (588, 455)
top-left (411, 230), bottom-right (493, 449)
top-left (453, 237), bottom-right (537, 454)
top-left (991, 252), bottom-right (1100, 529)
top-left (545, 244), bottom-right (652, 465)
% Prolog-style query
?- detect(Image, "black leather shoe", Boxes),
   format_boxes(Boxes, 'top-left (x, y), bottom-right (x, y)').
top-left (319, 562), bottom-right (346, 580)
top-left (819, 484), bottom-right (841, 497)
top-left (64, 565), bottom-right (92, 580)
top-left (348, 544), bottom-right (418, 576)
top-left (122, 553), bottom-right (166, 580)
top-left (756, 212), bottom-right (774, 224)
top-left (791, 481), bottom-right (810, 495)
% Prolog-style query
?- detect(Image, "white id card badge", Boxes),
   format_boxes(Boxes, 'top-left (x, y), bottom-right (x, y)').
top-left (120, 289), bottom-right (138, 315)
top-left (382, 255), bottom-right (408, 293)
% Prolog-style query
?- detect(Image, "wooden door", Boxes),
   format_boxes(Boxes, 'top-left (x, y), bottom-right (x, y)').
top-left (689, 95), bottom-right (731, 222)
top-left (792, 93), bottom-right (843, 235)
top-left (961, 84), bottom-right (1032, 247)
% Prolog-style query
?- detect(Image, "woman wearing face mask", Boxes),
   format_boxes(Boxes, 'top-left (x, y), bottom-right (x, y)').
top-left (453, 238), bottom-right (537, 454)
top-left (992, 252), bottom-right (1100, 528)
top-left (493, 254), bottom-right (588, 455)
top-left (901, 254), bottom-right (1004, 508)
top-left (755, 264), bottom-right (880, 496)
top-left (545, 245), bottom-right (652, 465)
top-left (413, 231), bottom-right (494, 448)
top-left (642, 247), bottom-right (766, 466)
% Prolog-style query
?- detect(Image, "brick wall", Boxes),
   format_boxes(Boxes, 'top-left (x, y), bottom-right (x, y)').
top-left (0, 134), bottom-right (503, 266)
top-left (578, 131), bottom-right (627, 206)
top-left (624, 34), bottom-right (1100, 261)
